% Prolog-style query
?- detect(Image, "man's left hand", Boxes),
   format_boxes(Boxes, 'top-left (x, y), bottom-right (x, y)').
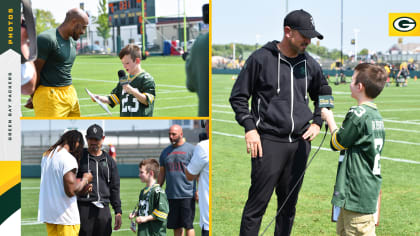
top-left (302, 123), bottom-right (320, 141)
top-left (114, 213), bottom-right (122, 230)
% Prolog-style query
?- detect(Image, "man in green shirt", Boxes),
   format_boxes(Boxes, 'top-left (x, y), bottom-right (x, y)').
top-left (322, 63), bottom-right (387, 235)
top-left (130, 159), bottom-right (169, 236)
top-left (185, 4), bottom-right (209, 117)
top-left (28, 8), bottom-right (89, 117)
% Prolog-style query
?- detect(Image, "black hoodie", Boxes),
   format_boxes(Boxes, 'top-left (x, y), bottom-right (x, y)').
top-left (230, 41), bottom-right (328, 142)
top-left (77, 148), bottom-right (122, 214)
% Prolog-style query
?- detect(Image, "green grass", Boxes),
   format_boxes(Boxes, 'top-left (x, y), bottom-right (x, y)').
top-left (21, 178), bottom-right (201, 235)
top-left (21, 55), bottom-right (198, 117)
top-left (212, 74), bottom-right (420, 235)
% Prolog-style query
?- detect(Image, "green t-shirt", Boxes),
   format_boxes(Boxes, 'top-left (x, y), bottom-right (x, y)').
top-left (108, 71), bottom-right (155, 117)
top-left (186, 32), bottom-right (209, 117)
top-left (331, 102), bottom-right (385, 214)
top-left (37, 28), bottom-right (76, 87)
top-left (136, 184), bottom-right (169, 236)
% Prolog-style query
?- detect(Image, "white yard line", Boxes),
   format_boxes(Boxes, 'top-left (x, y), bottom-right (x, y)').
top-left (213, 118), bottom-right (420, 134)
top-left (212, 130), bottom-right (420, 164)
top-left (72, 77), bottom-right (186, 88)
top-left (213, 118), bottom-right (420, 144)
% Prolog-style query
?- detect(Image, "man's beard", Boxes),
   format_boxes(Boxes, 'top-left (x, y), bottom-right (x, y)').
top-left (170, 137), bottom-right (180, 145)
top-left (290, 41), bottom-right (308, 55)
top-left (88, 144), bottom-right (100, 153)
top-left (72, 31), bottom-right (80, 40)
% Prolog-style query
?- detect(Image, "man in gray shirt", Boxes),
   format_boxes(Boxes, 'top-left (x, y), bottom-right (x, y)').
top-left (158, 125), bottom-right (196, 236)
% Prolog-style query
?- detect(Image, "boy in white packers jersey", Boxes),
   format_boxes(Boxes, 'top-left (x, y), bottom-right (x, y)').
top-left (321, 63), bottom-right (387, 236)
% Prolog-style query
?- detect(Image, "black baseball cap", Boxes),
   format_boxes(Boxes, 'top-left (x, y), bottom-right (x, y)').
top-left (86, 124), bottom-right (104, 140)
top-left (284, 9), bottom-right (324, 40)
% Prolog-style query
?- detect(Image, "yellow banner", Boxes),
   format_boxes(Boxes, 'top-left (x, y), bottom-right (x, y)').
top-left (389, 13), bottom-right (420, 36)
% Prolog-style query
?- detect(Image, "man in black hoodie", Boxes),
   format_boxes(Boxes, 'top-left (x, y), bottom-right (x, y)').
top-left (230, 9), bottom-right (328, 235)
top-left (77, 124), bottom-right (122, 235)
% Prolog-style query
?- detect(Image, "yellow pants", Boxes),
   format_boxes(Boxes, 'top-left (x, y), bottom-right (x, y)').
top-left (337, 208), bottom-right (376, 236)
top-left (46, 223), bottom-right (80, 236)
top-left (33, 85), bottom-right (80, 117)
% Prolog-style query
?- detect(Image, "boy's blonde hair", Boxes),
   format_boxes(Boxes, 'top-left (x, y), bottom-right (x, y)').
top-left (119, 44), bottom-right (141, 62)
top-left (139, 158), bottom-right (160, 178)
top-left (354, 63), bottom-right (387, 99)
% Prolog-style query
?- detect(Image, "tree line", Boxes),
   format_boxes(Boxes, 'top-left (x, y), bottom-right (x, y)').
top-left (213, 43), bottom-right (369, 61)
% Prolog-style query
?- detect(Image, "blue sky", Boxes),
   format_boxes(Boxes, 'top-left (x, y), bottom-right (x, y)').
top-left (212, 0), bottom-right (420, 53)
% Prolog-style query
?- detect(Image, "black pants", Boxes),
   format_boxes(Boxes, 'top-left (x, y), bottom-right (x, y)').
top-left (240, 137), bottom-right (311, 236)
top-left (78, 201), bottom-right (112, 236)
top-left (202, 228), bottom-right (209, 236)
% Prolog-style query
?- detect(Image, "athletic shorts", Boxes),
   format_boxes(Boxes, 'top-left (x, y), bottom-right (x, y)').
top-left (33, 84), bottom-right (80, 117)
top-left (167, 198), bottom-right (195, 229)
top-left (336, 208), bottom-right (376, 236)
top-left (45, 223), bottom-right (80, 236)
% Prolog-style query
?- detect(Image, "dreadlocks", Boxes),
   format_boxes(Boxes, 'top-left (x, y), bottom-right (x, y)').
top-left (47, 130), bottom-right (84, 163)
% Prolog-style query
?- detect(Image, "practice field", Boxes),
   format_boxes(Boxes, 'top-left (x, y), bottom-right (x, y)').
top-left (21, 55), bottom-right (198, 117)
top-left (212, 74), bottom-right (420, 235)
top-left (21, 178), bottom-right (201, 235)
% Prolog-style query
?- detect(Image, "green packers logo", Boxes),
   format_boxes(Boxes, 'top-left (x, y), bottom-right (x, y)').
top-left (294, 65), bottom-right (306, 79)
top-left (393, 17), bottom-right (416, 32)
top-left (389, 13), bottom-right (420, 36)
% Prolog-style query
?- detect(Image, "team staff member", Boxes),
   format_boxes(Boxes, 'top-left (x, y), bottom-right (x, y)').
top-left (158, 125), bottom-right (196, 236)
top-left (77, 124), bottom-right (122, 236)
top-left (26, 8), bottom-right (89, 117)
top-left (230, 9), bottom-right (328, 235)
top-left (185, 121), bottom-right (210, 236)
top-left (185, 4), bottom-right (209, 117)
top-left (38, 130), bottom-right (92, 236)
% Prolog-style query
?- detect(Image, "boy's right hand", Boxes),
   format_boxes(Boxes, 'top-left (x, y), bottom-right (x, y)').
top-left (321, 108), bottom-right (333, 121)
top-left (129, 212), bottom-right (135, 219)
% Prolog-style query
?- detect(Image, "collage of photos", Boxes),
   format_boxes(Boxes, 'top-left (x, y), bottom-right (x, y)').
top-left (1, 0), bottom-right (420, 235)
top-left (2, 0), bottom-right (210, 235)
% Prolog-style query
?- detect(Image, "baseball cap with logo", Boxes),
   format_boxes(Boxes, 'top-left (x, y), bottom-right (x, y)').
top-left (284, 9), bottom-right (324, 40)
top-left (86, 124), bottom-right (104, 140)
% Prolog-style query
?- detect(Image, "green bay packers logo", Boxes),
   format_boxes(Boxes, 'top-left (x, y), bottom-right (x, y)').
top-left (393, 17), bottom-right (416, 32)
top-left (389, 13), bottom-right (420, 36)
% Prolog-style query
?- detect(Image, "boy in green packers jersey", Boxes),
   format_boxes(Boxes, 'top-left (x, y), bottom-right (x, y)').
top-left (94, 44), bottom-right (155, 116)
top-left (129, 158), bottom-right (169, 236)
top-left (321, 63), bottom-right (387, 236)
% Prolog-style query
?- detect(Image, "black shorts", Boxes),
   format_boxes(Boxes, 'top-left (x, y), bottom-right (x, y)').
top-left (167, 198), bottom-right (195, 229)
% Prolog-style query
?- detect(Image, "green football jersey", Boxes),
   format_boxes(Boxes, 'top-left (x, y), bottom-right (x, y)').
top-left (37, 28), bottom-right (76, 87)
top-left (136, 184), bottom-right (169, 236)
top-left (108, 71), bottom-right (155, 117)
top-left (331, 102), bottom-right (385, 214)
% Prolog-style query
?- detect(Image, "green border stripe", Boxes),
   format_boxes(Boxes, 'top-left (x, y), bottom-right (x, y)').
top-left (0, 0), bottom-right (20, 53)
top-left (0, 183), bottom-right (21, 225)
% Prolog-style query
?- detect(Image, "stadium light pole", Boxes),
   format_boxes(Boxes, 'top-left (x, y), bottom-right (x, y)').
top-left (183, 0), bottom-right (187, 52)
top-left (354, 29), bottom-right (359, 62)
top-left (141, 0), bottom-right (146, 55)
